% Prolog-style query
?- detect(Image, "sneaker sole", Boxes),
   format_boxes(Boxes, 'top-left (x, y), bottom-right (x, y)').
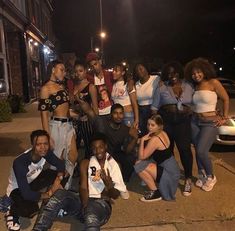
top-left (202, 179), bottom-right (217, 192)
top-left (183, 191), bottom-right (192, 196)
top-left (140, 197), bottom-right (162, 202)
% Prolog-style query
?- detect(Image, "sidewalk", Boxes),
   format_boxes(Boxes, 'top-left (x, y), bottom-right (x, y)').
top-left (0, 103), bottom-right (235, 231)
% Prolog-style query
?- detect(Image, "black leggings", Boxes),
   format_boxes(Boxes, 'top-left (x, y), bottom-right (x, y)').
top-left (163, 117), bottom-right (193, 179)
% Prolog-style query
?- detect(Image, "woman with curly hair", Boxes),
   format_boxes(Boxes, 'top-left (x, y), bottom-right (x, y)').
top-left (151, 61), bottom-right (194, 196)
top-left (184, 57), bottom-right (229, 192)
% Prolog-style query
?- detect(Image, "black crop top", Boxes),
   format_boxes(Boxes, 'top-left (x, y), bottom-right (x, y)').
top-left (74, 84), bottom-right (92, 105)
top-left (146, 136), bottom-right (172, 164)
top-left (38, 89), bottom-right (69, 112)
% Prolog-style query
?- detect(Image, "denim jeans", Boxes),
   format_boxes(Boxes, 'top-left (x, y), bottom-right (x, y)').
top-left (138, 105), bottom-right (151, 136)
top-left (123, 111), bottom-right (134, 127)
top-left (84, 198), bottom-right (112, 231)
top-left (191, 115), bottom-right (218, 176)
top-left (32, 190), bottom-right (111, 231)
top-left (33, 189), bottom-right (81, 231)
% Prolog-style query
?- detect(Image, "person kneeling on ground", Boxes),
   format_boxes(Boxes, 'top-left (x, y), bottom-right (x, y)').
top-left (32, 132), bottom-right (128, 231)
top-left (2, 130), bottom-right (65, 231)
top-left (135, 114), bottom-right (180, 202)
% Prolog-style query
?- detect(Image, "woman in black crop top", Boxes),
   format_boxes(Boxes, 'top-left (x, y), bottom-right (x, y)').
top-left (72, 61), bottom-right (98, 158)
top-left (38, 60), bottom-right (78, 189)
top-left (135, 114), bottom-right (180, 202)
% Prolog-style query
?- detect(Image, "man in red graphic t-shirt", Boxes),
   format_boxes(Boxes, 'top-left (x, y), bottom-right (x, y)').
top-left (86, 52), bottom-right (113, 116)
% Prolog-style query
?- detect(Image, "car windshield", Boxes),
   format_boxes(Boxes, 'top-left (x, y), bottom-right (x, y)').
top-left (219, 79), bottom-right (235, 98)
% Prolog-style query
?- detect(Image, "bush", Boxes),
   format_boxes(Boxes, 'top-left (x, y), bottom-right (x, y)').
top-left (0, 98), bottom-right (12, 122)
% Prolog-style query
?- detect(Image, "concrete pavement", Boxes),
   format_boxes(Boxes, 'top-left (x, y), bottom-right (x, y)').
top-left (0, 102), bottom-right (235, 231)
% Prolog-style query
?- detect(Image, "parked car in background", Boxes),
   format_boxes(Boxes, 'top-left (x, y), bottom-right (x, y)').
top-left (216, 78), bottom-right (235, 145)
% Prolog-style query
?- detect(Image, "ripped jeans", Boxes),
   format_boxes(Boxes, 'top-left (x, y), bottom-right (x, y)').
top-left (32, 189), bottom-right (111, 231)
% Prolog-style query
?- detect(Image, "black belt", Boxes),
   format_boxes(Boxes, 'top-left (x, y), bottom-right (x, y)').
top-left (51, 117), bottom-right (72, 123)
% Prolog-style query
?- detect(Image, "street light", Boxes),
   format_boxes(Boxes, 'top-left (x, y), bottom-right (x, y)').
top-left (99, 0), bottom-right (106, 64)
top-left (95, 47), bottom-right (100, 53)
top-left (100, 32), bottom-right (106, 39)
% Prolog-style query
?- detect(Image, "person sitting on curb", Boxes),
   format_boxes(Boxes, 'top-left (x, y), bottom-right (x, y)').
top-left (32, 132), bottom-right (128, 231)
top-left (3, 130), bottom-right (65, 231)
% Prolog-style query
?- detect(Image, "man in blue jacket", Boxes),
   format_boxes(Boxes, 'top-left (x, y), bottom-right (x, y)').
top-left (4, 129), bottom-right (65, 231)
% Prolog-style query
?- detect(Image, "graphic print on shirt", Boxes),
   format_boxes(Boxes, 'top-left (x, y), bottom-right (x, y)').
top-left (96, 84), bottom-right (112, 110)
top-left (26, 165), bottom-right (44, 178)
top-left (90, 166), bottom-right (102, 182)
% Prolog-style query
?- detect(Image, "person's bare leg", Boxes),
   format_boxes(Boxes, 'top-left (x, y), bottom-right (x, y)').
top-left (138, 163), bottom-right (157, 190)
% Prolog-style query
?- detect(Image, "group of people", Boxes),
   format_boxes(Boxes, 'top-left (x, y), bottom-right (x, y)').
top-left (0, 54), bottom-right (230, 231)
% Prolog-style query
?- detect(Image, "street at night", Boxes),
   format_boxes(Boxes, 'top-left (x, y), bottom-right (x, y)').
top-left (1, 1), bottom-right (235, 231)
top-left (0, 103), bottom-right (235, 230)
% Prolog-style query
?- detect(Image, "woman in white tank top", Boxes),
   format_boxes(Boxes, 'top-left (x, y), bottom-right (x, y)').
top-left (111, 63), bottom-right (139, 128)
top-left (185, 57), bottom-right (229, 192)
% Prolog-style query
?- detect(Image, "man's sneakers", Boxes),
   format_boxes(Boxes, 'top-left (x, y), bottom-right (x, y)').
top-left (120, 190), bottom-right (130, 200)
top-left (183, 179), bottom-right (192, 196)
top-left (201, 175), bottom-right (217, 192)
top-left (140, 189), bottom-right (162, 202)
top-left (5, 211), bottom-right (20, 231)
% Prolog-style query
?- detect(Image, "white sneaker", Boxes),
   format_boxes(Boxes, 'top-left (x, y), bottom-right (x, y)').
top-left (195, 174), bottom-right (207, 188)
top-left (202, 175), bottom-right (217, 192)
top-left (183, 180), bottom-right (192, 196)
top-left (120, 190), bottom-right (130, 200)
top-left (5, 211), bottom-right (20, 231)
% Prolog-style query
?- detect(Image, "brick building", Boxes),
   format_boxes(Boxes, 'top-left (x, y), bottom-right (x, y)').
top-left (0, 0), bottom-right (57, 102)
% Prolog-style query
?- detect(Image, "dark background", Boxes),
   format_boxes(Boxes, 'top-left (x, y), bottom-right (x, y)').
top-left (52, 0), bottom-right (235, 77)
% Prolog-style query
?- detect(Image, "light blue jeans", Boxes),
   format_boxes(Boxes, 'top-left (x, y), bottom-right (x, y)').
top-left (123, 111), bottom-right (134, 126)
top-left (191, 115), bottom-right (218, 176)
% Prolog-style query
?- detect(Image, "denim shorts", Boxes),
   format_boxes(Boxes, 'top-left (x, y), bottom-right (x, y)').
top-left (134, 159), bottom-right (155, 173)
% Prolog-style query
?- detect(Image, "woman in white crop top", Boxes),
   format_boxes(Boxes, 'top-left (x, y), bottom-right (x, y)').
top-left (185, 57), bottom-right (229, 192)
top-left (112, 63), bottom-right (139, 128)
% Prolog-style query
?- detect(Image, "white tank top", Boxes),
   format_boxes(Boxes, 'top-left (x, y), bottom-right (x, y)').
top-left (111, 81), bottom-right (132, 106)
top-left (193, 90), bottom-right (217, 113)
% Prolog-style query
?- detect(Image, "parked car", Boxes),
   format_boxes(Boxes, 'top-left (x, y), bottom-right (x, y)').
top-left (215, 78), bottom-right (235, 145)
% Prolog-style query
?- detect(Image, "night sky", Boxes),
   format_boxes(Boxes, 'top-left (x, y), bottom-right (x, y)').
top-left (52, 0), bottom-right (235, 75)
